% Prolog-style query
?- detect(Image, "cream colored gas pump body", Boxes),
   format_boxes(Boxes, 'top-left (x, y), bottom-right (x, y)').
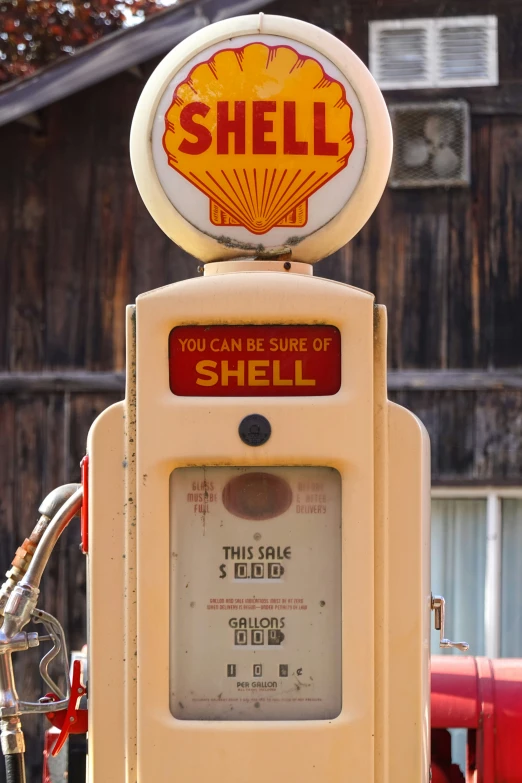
top-left (86, 14), bottom-right (430, 783)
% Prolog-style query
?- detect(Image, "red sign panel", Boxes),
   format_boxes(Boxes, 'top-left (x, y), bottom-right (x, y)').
top-left (169, 325), bottom-right (341, 396)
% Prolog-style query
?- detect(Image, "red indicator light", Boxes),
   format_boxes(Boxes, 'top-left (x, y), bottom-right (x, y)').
top-left (222, 472), bottom-right (292, 520)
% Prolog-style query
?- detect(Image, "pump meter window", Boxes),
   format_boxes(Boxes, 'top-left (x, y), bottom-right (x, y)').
top-left (170, 466), bottom-right (342, 720)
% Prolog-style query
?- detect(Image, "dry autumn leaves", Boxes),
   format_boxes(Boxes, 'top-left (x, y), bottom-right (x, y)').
top-left (0, 0), bottom-right (168, 84)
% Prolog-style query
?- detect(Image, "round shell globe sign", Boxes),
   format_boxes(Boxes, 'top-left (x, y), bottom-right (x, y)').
top-left (130, 14), bottom-right (393, 264)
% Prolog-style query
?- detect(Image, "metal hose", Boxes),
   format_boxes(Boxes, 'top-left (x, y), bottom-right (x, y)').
top-left (5, 752), bottom-right (26, 783)
top-left (37, 484), bottom-right (82, 522)
top-left (1, 714), bottom-right (25, 783)
top-left (22, 487), bottom-right (83, 591)
top-left (2, 488), bottom-right (83, 640)
top-left (0, 484), bottom-right (81, 620)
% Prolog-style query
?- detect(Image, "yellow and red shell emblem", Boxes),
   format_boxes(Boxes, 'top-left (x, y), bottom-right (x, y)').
top-left (162, 43), bottom-right (355, 236)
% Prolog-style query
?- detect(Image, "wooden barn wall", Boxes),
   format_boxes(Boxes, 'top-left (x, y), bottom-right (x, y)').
top-left (0, 0), bottom-right (521, 776)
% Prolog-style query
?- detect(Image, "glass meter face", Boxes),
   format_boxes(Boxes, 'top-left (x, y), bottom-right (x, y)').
top-left (170, 466), bottom-right (342, 720)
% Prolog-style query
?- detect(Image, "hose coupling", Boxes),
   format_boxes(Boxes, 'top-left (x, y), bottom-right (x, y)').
top-left (0, 717), bottom-right (24, 755)
top-left (2, 587), bottom-right (39, 641)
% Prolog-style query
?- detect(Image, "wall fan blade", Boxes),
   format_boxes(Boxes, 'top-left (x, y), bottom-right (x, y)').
top-left (402, 137), bottom-right (431, 167)
top-left (432, 145), bottom-right (460, 177)
top-left (424, 115), bottom-right (456, 145)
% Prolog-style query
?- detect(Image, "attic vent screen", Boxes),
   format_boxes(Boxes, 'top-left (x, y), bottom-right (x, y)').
top-left (437, 21), bottom-right (497, 85)
top-left (388, 101), bottom-right (471, 189)
top-left (369, 16), bottom-right (498, 89)
top-left (376, 26), bottom-right (430, 86)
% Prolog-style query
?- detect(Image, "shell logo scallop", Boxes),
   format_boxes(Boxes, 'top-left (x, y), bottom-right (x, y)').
top-left (162, 43), bottom-right (355, 236)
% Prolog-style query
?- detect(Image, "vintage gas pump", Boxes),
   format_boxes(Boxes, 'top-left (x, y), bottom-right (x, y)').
top-left (0, 12), bottom-right (470, 783)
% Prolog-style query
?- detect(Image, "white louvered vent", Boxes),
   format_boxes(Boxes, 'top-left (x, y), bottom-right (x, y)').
top-left (388, 101), bottom-right (471, 189)
top-left (372, 23), bottom-right (431, 88)
top-left (437, 18), bottom-right (498, 86)
top-left (369, 16), bottom-right (498, 90)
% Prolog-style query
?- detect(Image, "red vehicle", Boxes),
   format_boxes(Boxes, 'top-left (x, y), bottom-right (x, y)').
top-left (431, 656), bottom-right (522, 783)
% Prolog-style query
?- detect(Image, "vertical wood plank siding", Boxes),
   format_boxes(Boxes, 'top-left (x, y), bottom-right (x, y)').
top-left (0, 0), bottom-right (521, 777)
